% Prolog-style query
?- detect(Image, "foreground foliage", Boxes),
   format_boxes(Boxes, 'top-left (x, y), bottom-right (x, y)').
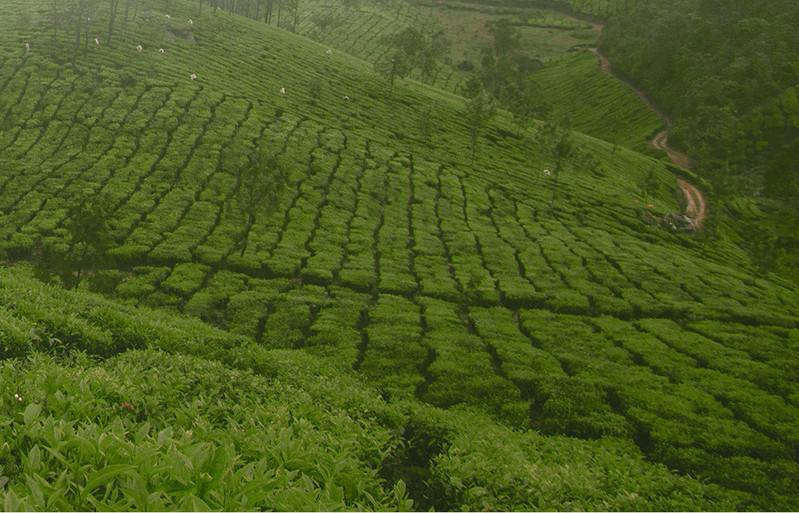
top-left (0, 266), bottom-right (746, 511)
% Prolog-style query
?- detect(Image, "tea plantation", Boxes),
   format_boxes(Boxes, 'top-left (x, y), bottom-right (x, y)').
top-left (1, 0), bottom-right (798, 510)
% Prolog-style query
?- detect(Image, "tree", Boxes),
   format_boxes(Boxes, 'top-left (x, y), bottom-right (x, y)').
top-left (465, 93), bottom-right (495, 166)
top-left (311, 12), bottom-right (334, 40)
top-left (486, 18), bottom-right (520, 58)
top-left (61, 195), bottom-right (114, 290)
top-left (506, 74), bottom-right (548, 132)
top-left (765, 136), bottom-right (799, 199)
top-left (106, 0), bottom-right (121, 44)
top-left (375, 27), bottom-right (445, 96)
top-left (237, 148), bottom-right (290, 256)
top-left (289, 0), bottom-right (300, 32)
top-left (536, 122), bottom-right (573, 217)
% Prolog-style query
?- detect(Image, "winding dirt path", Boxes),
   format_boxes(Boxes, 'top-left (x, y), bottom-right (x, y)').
top-left (651, 129), bottom-right (693, 170)
top-left (443, 4), bottom-right (708, 226)
top-left (583, 27), bottom-right (704, 226)
top-left (676, 178), bottom-right (707, 227)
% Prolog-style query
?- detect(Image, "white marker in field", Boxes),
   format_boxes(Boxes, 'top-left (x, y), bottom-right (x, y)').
top-left (165, 14), bottom-right (171, 19)
top-left (280, 87), bottom-right (286, 94)
top-left (191, 73), bottom-right (197, 80)
top-left (136, 45), bottom-right (143, 51)
top-left (189, 19), bottom-right (194, 24)
top-left (25, 43), bottom-right (30, 53)
top-left (326, 49), bottom-right (332, 55)
top-left (95, 38), bottom-right (100, 45)
top-left (159, 48), bottom-right (165, 53)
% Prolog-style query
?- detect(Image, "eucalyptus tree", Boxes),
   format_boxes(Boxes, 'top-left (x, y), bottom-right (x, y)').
top-left (61, 195), bottom-right (114, 290)
top-left (237, 149), bottom-right (289, 257)
top-left (536, 122), bottom-right (573, 217)
top-left (375, 26), bottom-right (447, 96)
top-left (465, 93), bottom-right (495, 166)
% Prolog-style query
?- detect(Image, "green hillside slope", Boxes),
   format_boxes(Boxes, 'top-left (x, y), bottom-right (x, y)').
top-left (523, 50), bottom-right (663, 151)
top-left (1, 0), bottom-right (798, 509)
top-left (0, 263), bottom-right (741, 510)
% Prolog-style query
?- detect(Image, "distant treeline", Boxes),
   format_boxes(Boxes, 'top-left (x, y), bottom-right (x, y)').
top-left (599, 0), bottom-right (799, 279)
top-left (600, 0), bottom-right (799, 189)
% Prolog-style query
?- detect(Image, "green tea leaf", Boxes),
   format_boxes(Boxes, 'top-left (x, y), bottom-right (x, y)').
top-left (83, 464), bottom-right (137, 500)
top-left (208, 444), bottom-right (231, 480)
top-left (157, 427), bottom-right (173, 445)
top-left (180, 493), bottom-right (212, 512)
top-left (4, 488), bottom-right (21, 512)
top-left (28, 445), bottom-right (41, 472)
top-left (25, 475), bottom-right (44, 507)
top-left (23, 403), bottom-right (42, 425)
top-left (135, 422), bottom-right (150, 444)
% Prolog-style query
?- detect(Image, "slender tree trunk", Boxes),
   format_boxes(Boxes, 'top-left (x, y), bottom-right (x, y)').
top-left (107, 0), bottom-right (118, 44)
top-left (83, 0), bottom-right (94, 55)
top-left (550, 162), bottom-right (561, 218)
top-left (52, 0), bottom-right (58, 47)
top-left (240, 211), bottom-right (255, 257)
top-left (121, 0), bottom-right (130, 40)
top-left (74, 243), bottom-right (90, 291)
top-left (276, 0), bottom-right (281, 28)
top-left (74, 0), bottom-right (84, 54)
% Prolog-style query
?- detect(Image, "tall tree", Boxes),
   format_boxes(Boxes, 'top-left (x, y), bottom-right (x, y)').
top-left (465, 93), bottom-right (495, 166)
top-left (62, 195), bottom-right (113, 290)
top-left (536, 122), bottom-right (573, 218)
top-left (106, 0), bottom-right (120, 44)
top-left (311, 12), bottom-right (334, 40)
top-left (237, 149), bottom-right (290, 257)
top-left (375, 26), bottom-right (444, 96)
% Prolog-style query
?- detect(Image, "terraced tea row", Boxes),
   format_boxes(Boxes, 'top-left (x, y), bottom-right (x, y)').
top-left (429, 0), bottom-right (639, 18)
top-left (1, 264), bottom-right (750, 511)
top-left (524, 50), bottom-right (664, 151)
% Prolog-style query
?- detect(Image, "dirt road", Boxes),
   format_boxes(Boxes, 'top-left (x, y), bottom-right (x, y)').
top-left (652, 129), bottom-right (693, 170)
top-left (677, 178), bottom-right (706, 228)
top-left (586, 41), bottom-right (703, 225)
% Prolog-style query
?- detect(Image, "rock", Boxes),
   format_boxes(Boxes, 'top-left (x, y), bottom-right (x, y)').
top-left (662, 213), bottom-right (696, 234)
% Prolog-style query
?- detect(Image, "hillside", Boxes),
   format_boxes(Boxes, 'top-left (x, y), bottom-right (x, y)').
top-left (0, 263), bottom-right (745, 510)
top-left (597, 0), bottom-right (799, 282)
top-left (1, 0), bottom-right (798, 510)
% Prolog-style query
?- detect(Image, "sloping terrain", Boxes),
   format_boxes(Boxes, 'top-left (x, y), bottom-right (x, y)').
top-left (0, 264), bottom-right (742, 510)
top-left (0, 0), bottom-right (798, 509)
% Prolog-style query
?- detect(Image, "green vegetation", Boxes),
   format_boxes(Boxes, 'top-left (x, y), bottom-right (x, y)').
top-left (522, 50), bottom-right (663, 151)
top-left (0, 0), bottom-right (797, 510)
top-left (0, 265), bottom-right (746, 510)
top-left (599, 0), bottom-right (799, 280)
